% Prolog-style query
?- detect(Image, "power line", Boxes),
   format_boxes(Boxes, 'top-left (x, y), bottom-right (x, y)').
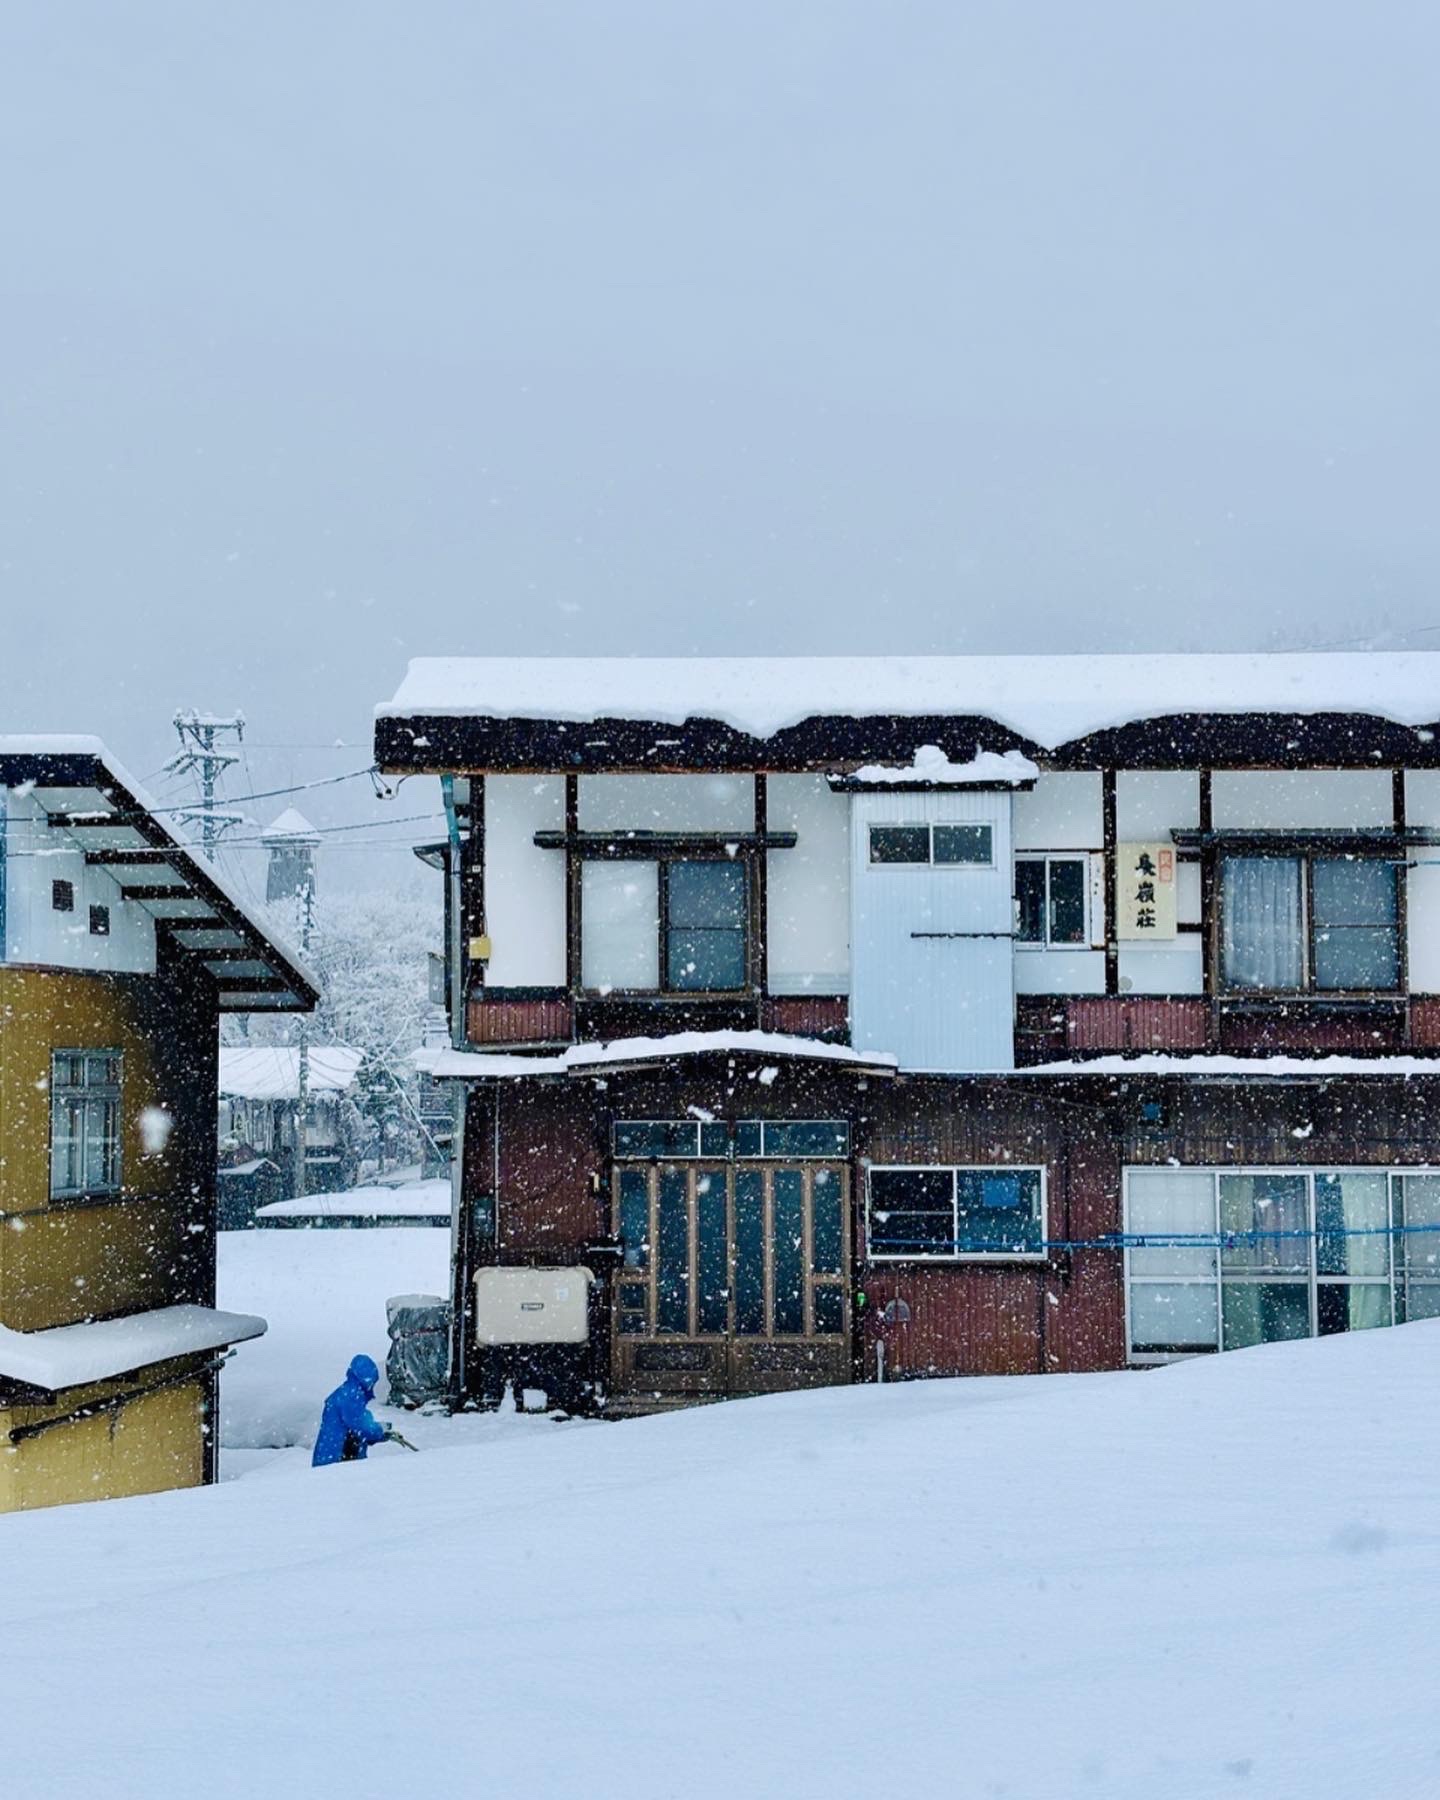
top-left (146, 764), bottom-right (384, 816)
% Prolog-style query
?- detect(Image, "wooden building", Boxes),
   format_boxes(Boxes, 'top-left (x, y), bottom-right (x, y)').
top-left (375, 654), bottom-right (1440, 1411)
top-left (0, 738), bottom-right (317, 1508)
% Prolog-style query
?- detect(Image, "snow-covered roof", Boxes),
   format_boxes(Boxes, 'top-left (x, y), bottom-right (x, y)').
top-left (1018, 1055), bottom-right (1440, 1079)
top-left (843, 746), bottom-right (1039, 786)
top-left (219, 1045), bottom-right (364, 1101)
top-left (0, 736), bottom-right (319, 1011)
top-left (0, 1304), bottom-right (266, 1393)
top-left (415, 1030), bottom-right (900, 1081)
top-left (377, 653), bottom-right (1440, 750)
top-left (261, 807), bottom-right (320, 841)
top-left (256, 1179), bottom-right (450, 1220)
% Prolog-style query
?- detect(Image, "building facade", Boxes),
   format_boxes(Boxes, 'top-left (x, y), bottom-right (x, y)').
top-left (0, 739), bottom-right (316, 1508)
top-left (375, 654), bottom-right (1440, 1411)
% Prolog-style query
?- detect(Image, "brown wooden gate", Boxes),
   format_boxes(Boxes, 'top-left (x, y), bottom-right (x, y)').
top-left (610, 1162), bottom-right (851, 1403)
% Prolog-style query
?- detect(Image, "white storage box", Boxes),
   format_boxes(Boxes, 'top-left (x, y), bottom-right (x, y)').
top-left (473, 1267), bottom-right (593, 1345)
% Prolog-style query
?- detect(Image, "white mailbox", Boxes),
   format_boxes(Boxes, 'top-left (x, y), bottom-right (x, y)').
top-left (473, 1267), bottom-right (593, 1346)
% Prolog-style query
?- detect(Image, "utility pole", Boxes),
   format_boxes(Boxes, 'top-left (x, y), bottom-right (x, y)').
top-left (167, 711), bottom-right (246, 860)
top-left (293, 839), bottom-right (318, 1200)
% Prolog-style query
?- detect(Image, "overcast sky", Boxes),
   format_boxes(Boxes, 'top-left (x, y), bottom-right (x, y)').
top-left (2, 3), bottom-right (1437, 883)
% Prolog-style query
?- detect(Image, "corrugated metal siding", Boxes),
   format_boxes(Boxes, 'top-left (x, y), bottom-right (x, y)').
top-left (1067, 997), bottom-right (1210, 1052)
top-left (467, 995), bottom-right (574, 1046)
top-left (760, 995), bottom-right (849, 1037)
top-left (849, 790), bottom-right (1015, 1073)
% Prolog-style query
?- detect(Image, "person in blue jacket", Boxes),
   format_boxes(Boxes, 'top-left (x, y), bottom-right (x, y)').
top-left (312, 1354), bottom-right (393, 1466)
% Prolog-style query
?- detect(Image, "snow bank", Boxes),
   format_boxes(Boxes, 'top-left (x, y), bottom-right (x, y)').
top-left (7, 1322), bottom-right (1440, 1798)
top-left (377, 651), bottom-right (1440, 748)
top-left (0, 1305), bottom-right (265, 1392)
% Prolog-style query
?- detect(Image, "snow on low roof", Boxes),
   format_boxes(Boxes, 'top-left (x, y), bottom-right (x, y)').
top-left (415, 1030), bottom-right (899, 1081)
top-left (0, 1305), bottom-right (266, 1393)
top-left (377, 652), bottom-right (1440, 750)
top-left (1017, 1055), bottom-right (1440, 1078)
top-left (845, 746), bottom-right (1039, 786)
top-left (256, 1180), bottom-right (451, 1220)
top-left (219, 1045), bottom-right (365, 1100)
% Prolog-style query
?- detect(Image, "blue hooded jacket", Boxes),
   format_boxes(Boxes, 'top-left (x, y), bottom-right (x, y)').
top-left (312, 1354), bottom-right (389, 1467)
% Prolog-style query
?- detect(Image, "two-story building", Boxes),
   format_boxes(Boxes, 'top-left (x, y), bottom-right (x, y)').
top-left (377, 655), bottom-right (1440, 1412)
top-left (0, 738), bottom-right (316, 1507)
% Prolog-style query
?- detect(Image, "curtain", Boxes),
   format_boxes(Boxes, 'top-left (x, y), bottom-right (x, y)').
top-left (1222, 856), bottom-right (1303, 989)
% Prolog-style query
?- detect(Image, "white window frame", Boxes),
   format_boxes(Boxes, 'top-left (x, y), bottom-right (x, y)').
top-left (865, 1163), bottom-right (1047, 1262)
top-left (1014, 853), bottom-right (1091, 951)
top-left (1122, 1164), bottom-right (1433, 1365)
top-left (50, 1048), bottom-right (123, 1201)
top-left (866, 823), bottom-right (995, 871)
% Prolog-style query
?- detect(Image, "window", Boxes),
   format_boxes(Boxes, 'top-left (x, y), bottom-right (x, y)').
top-left (1220, 854), bottom-right (1400, 993)
top-left (1015, 856), bottom-right (1088, 947)
top-left (88, 904), bottom-right (110, 937)
top-left (1124, 1166), bottom-right (1422, 1361)
top-left (867, 1165), bottom-right (1045, 1260)
top-left (50, 1050), bottom-right (122, 1199)
top-left (52, 879), bottom-right (75, 913)
top-left (613, 1119), bottom-right (849, 1160)
top-left (581, 856), bottom-right (750, 993)
top-left (868, 823), bottom-right (993, 867)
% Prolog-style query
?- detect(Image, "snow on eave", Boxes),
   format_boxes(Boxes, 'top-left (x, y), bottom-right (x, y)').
top-left (414, 1031), bottom-right (900, 1081)
top-left (0, 736), bottom-right (320, 1003)
top-left (374, 652), bottom-right (1440, 752)
top-left (844, 746), bottom-right (1039, 786)
top-left (0, 1305), bottom-right (267, 1393)
top-left (1016, 1055), bottom-right (1440, 1078)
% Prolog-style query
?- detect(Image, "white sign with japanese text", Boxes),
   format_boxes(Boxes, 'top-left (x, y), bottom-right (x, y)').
top-left (1116, 842), bottom-right (1178, 939)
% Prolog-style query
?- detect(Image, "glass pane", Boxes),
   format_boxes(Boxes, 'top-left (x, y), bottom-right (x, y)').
top-left (811, 1169), bottom-right (843, 1274)
top-left (696, 1171), bottom-right (728, 1334)
top-left (666, 927), bottom-right (746, 992)
top-left (1127, 1170), bottom-right (1217, 1278)
top-left (933, 824), bottom-right (992, 866)
top-left (1317, 1283), bottom-right (1391, 1336)
top-left (869, 825), bottom-right (929, 865)
top-left (668, 860), bottom-right (747, 928)
top-left (1048, 859), bottom-right (1087, 946)
top-left (1313, 927), bottom-right (1400, 992)
top-left (619, 1168), bottom-right (650, 1269)
top-left (812, 1285), bottom-right (845, 1334)
top-left (656, 1169), bottom-right (689, 1333)
top-left (581, 860), bottom-right (659, 990)
top-left (1222, 1282), bottom-right (1311, 1349)
top-left (618, 1283), bottom-right (649, 1336)
top-left (733, 1120), bottom-right (763, 1158)
top-left (1315, 1172), bottom-right (1388, 1277)
top-left (1312, 859), bottom-right (1398, 928)
top-left (762, 1121), bottom-right (849, 1158)
top-left (84, 1099), bottom-right (117, 1192)
top-left (1015, 860), bottom-right (1046, 943)
top-left (699, 1122), bottom-right (729, 1158)
top-left (954, 1169), bottom-right (1043, 1255)
top-left (1404, 1283), bottom-right (1440, 1321)
top-left (51, 1097), bottom-right (81, 1194)
top-left (614, 1121), bottom-right (698, 1159)
top-left (1220, 1174), bottom-right (1309, 1273)
top-left (619, 1310), bottom-right (649, 1336)
top-left (734, 1168), bottom-right (766, 1335)
top-left (1396, 1176), bottom-right (1440, 1305)
top-left (868, 1168), bottom-right (954, 1256)
top-left (772, 1170), bottom-right (805, 1334)
top-left (1129, 1282), bottom-right (1219, 1352)
top-left (1221, 857), bottom-right (1303, 991)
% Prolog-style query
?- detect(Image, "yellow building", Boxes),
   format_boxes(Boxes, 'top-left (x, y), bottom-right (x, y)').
top-left (0, 738), bottom-right (317, 1511)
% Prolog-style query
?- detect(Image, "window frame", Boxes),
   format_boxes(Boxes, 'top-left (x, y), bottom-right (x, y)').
top-left (579, 849), bottom-right (756, 997)
top-left (1122, 1164), bottom-right (1431, 1364)
top-left (1217, 849), bottom-right (1404, 997)
top-left (1014, 853), bottom-right (1091, 951)
top-left (866, 822), bottom-right (995, 870)
top-left (865, 1163), bottom-right (1047, 1263)
top-left (49, 1048), bottom-right (124, 1203)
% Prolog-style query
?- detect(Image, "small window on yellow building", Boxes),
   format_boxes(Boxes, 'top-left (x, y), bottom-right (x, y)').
top-left (51, 1050), bottom-right (123, 1200)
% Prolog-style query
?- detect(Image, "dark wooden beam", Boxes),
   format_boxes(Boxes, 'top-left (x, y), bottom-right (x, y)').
top-left (120, 884), bottom-right (193, 901)
top-left (83, 849), bottom-right (179, 866)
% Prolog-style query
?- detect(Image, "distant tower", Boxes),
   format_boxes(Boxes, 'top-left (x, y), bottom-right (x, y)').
top-left (261, 809), bottom-right (321, 907)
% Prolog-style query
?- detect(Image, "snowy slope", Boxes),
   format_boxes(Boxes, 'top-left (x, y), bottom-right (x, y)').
top-left (8, 1323), bottom-right (1440, 1799)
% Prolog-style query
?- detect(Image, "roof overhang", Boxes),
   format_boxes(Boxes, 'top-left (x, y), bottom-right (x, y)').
top-left (0, 741), bottom-right (319, 1012)
top-left (415, 1031), bottom-right (899, 1082)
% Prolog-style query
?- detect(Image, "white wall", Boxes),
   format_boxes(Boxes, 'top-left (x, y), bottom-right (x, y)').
top-left (766, 775), bottom-right (849, 994)
top-left (1408, 862), bottom-right (1440, 994)
top-left (1118, 939), bottom-right (1204, 995)
top-left (849, 790), bottom-right (1014, 1072)
top-left (1212, 770), bottom-right (1394, 830)
top-left (1, 792), bottom-right (155, 974)
top-left (1013, 772), bottom-right (1102, 850)
top-left (577, 774), bottom-right (755, 832)
top-left (1405, 770), bottom-right (1440, 828)
top-left (1117, 770), bottom-right (1200, 839)
top-left (482, 775), bottom-right (568, 987)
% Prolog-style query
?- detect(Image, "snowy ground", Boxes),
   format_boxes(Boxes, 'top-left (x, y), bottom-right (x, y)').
top-left (8, 1230), bottom-right (1440, 1797)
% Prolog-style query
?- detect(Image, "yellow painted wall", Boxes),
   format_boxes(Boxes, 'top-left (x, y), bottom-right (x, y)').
top-left (0, 964), bottom-right (216, 1328)
top-left (0, 1367), bottom-right (206, 1512)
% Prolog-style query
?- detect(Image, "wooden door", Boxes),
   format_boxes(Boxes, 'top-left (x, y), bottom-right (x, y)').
top-left (610, 1163), bottom-right (851, 1402)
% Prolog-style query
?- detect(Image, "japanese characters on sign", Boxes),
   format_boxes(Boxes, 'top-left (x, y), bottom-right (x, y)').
top-left (1117, 842), bottom-right (1177, 940)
